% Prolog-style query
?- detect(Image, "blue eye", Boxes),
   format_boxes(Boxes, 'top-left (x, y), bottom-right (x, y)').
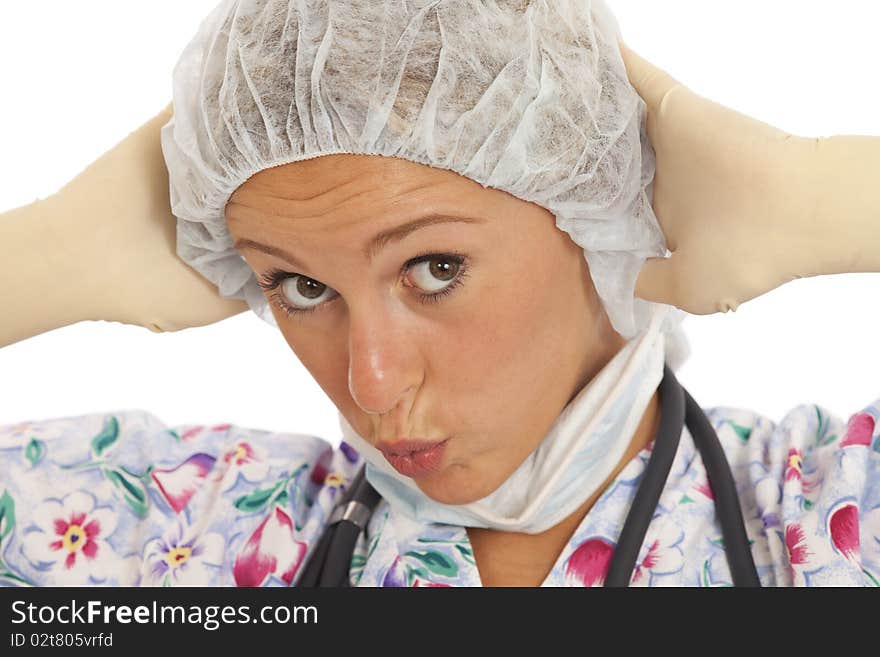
top-left (255, 251), bottom-right (470, 321)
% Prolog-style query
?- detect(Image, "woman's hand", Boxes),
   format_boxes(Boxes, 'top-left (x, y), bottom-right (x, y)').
top-left (50, 103), bottom-right (250, 332)
top-left (618, 41), bottom-right (827, 315)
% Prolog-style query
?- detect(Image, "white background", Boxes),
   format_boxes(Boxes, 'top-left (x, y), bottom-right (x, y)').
top-left (1, 0), bottom-right (878, 444)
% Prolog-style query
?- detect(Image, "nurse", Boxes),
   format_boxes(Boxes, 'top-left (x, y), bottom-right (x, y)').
top-left (0, 1), bottom-right (878, 587)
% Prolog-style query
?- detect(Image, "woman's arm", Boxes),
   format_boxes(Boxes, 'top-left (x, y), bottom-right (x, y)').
top-left (0, 103), bottom-right (249, 349)
top-left (619, 42), bottom-right (880, 316)
top-left (808, 135), bottom-right (880, 276)
top-left (0, 195), bottom-right (105, 348)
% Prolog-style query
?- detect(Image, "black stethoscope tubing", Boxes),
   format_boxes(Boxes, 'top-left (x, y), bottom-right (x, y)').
top-left (604, 363), bottom-right (760, 586)
top-left (298, 363), bottom-right (761, 587)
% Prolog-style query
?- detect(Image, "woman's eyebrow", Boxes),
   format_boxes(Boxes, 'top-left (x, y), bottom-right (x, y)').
top-left (233, 213), bottom-right (484, 268)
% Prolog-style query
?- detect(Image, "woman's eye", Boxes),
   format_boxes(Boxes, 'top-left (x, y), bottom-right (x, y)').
top-left (278, 276), bottom-right (338, 311)
top-left (405, 255), bottom-right (462, 292)
top-left (256, 252), bottom-right (469, 319)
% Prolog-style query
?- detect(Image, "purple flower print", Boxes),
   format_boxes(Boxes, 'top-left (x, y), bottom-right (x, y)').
top-left (142, 518), bottom-right (224, 586)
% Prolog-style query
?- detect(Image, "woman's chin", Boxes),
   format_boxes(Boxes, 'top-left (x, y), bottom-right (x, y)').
top-left (414, 467), bottom-right (498, 506)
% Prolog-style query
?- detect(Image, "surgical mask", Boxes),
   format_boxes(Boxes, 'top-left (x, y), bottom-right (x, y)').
top-left (337, 303), bottom-right (672, 535)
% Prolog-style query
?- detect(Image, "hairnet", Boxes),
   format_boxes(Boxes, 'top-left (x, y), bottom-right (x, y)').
top-left (160, 0), bottom-right (691, 371)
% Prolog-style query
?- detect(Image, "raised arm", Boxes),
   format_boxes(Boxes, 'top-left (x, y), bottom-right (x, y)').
top-left (807, 135), bottom-right (880, 276)
top-left (619, 41), bottom-right (880, 316)
top-left (0, 103), bottom-right (249, 349)
top-left (0, 194), bottom-right (102, 348)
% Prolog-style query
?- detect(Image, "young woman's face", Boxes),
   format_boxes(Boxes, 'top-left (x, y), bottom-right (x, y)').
top-left (226, 154), bottom-right (626, 505)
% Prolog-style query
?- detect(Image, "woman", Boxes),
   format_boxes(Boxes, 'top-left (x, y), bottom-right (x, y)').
top-left (1, 0), bottom-right (878, 587)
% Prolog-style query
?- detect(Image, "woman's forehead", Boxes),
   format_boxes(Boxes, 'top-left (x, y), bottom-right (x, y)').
top-left (226, 154), bottom-right (520, 235)
top-left (231, 153), bottom-right (472, 201)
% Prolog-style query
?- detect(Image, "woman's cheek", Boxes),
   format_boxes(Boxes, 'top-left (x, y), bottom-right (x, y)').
top-left (277, 327), bottom-right (347, 398)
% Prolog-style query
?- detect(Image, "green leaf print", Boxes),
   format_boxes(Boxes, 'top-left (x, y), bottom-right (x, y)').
top-left (455, 543), bottom-right (476, 566)
top-left (414, 537), bottom-right (475, 567)
top-left (278, 463), bottom-right (311, 513)
top-left (723, 420), bottom-right (752, 443)
top-left (403, 549), bottom-right (458, 578)
top-left (863, 567), bottom-right (880, 587)
top-left (24, 438), bottom-right (44, 467)
top-left (814, 405), bottom-right (837, 446)
top-left (351, 554), bottom-right (367, 569)
top-left (233, 480), bottom-right (284, 513)
top-left (701, 559), bottom-right (733, 587)
top-left (366, 528), bottom-right (382, 561)
top-left (0, 492), bottom-right (41, 586)
top-left (0, 567), bottom-right (35, 587)
top-left (91, 416), bottom-right (120, 458)
top-left (103, 467), bottom-right (149, 517)
top-left (408, 566), bottom-right (430, 584)
top-left (0, 490), bottom-right (15, 543)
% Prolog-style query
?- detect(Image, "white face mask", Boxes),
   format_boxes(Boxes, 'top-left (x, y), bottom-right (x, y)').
top-left (337, 303), bottom-right (673, 535)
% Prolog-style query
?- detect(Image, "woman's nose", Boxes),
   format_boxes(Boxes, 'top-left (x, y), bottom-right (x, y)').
top-left (346, 306), bottom-right (421, 416)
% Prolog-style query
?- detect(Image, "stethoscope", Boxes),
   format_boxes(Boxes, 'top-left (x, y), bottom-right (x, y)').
top-left (298, 363), bottom-right (762, 587)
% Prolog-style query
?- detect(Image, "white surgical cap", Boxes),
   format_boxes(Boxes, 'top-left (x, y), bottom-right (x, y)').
top-left (160, 0), bottom-right (691, 371)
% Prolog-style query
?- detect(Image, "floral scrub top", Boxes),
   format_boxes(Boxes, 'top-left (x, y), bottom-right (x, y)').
top-left (1, 395), bottom-right (879, 587)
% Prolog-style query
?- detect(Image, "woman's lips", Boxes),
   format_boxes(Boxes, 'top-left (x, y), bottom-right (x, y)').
top-left (377, 439), bottom-right (449, 478)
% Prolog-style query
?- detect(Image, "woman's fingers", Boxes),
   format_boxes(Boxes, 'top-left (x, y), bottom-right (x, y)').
top-left (617, 40), bottom-right (683, 115)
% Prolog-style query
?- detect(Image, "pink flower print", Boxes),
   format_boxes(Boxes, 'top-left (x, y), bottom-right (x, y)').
top-left (50, 514), bottom-right (99, 568)
top-left (632, 540), bottom-right (660, 585)
top-left (840, 413), bottom-right (875, 448)
top-left (828, 503), bottom-right (860, 562)
top-left (224, 441), bottom-right (256, 467)
top-left (310, 461), bottom-right (329, 486)
top-left (413, 578), bottom-right (451, 587)
top-left (630, 524), bottom-right (685, 585)
top-left (142, 518), bottom-right (225, 586)
top-left (180, 426), bottom-right (203, 441)
top-left (308, 468), bottom-right (348, 505)
top-left (782, 509), bottom-right (835, 586)
top-left (212, 441), bottom-right (270, 492)
top-left (785, 523), bottom-right (810, 569)
top-left (785, 448), bottom-right (803, 481)
top-left (233, 506), bottom-right (308, 587)
top-left (309, 447), bottom-right (335, 486)
top-left (564, 537), bottom-right (615, 587)
top-left (22, 491), bottom-right (119, 585)
top-left (179, 422), bottom-right (231, 442)
top-left (862, 508), bottom-right (880, 582)
top-left (151, 453), bottom-right (216, 513)
top-left (694, 477), bottom-right (714, 500)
